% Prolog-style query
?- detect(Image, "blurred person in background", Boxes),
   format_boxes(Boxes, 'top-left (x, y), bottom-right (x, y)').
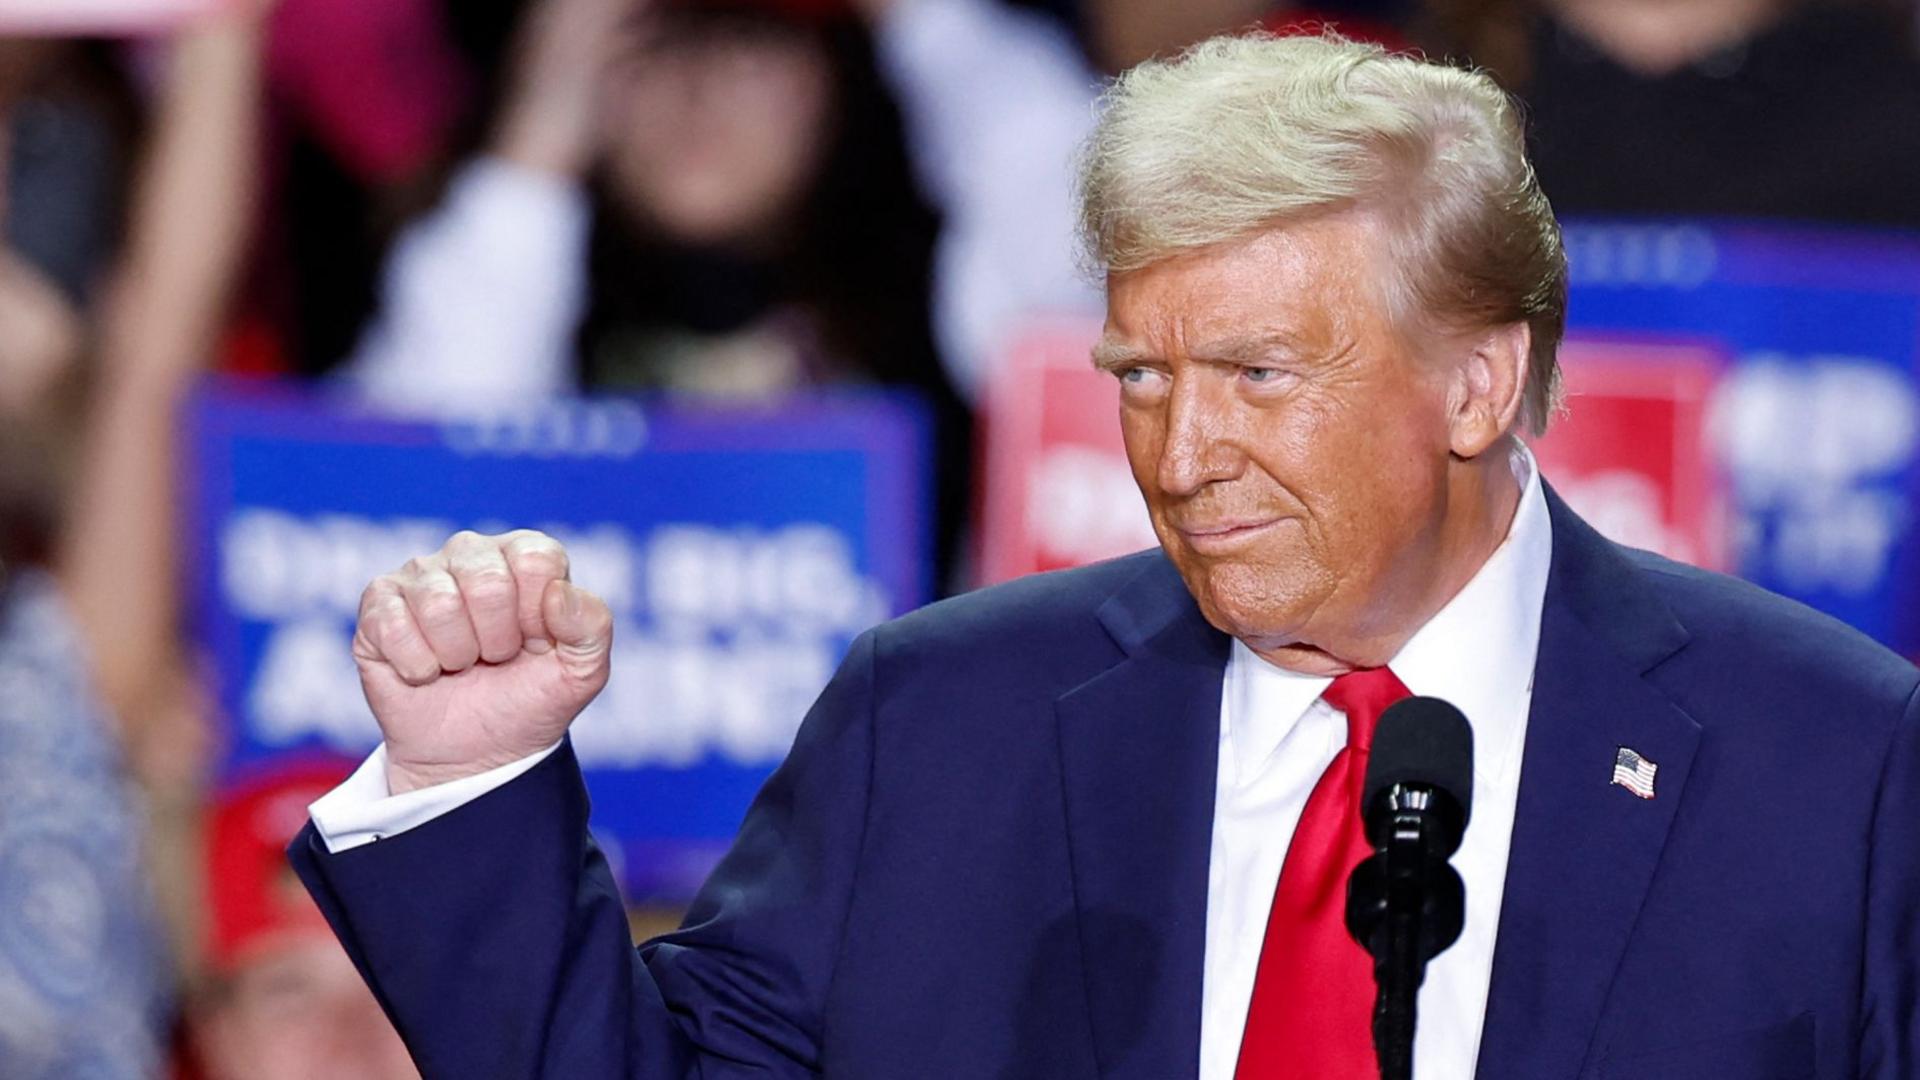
top-left (856, 0), bottom-right (1414, 402)
top-left (239, 0), bottom-right (470, 380)
top-left (347, 0), bottom-right (979, 580)
top-left (1074, 0), bottom-right (1411, 73)
top-left (1423, 0), bottom-right (1920, 227)
top-left (186, 759), bottom-right (416, 1080)
top-left (852, 0), bottom-right (1103, 404)
top-left (0, 4), bottom-right (263, 1075)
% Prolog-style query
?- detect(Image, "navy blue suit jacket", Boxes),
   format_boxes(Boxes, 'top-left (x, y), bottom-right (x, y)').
top-left (292, 490), bottom-right (1920, 1078)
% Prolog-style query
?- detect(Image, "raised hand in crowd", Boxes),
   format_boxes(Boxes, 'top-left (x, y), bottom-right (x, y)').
top-left (58, 5), bottom-right (264, 730)
top-left (342, 0), bottom-right (640, 410)
top-left (53, 1), bottom-right (269, 979)
top-left (492, 0), bottom-right (639, 178)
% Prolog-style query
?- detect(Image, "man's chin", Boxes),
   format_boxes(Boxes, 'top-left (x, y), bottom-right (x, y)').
top-left (1187, 586), bottom-right (1315, 653)
top-left (1177, 547), bottom-right (1327, 618)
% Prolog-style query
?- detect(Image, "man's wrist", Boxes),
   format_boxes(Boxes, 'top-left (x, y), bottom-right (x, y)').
top-left (311, 741), bottom-right (565, 854)
top-left (386, 753), bottom-right (534, 795)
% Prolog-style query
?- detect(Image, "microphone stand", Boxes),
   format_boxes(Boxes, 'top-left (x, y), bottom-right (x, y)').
top-left (1372, 814), bottom-right (1428, 1080)
top-left (1346, 697), bottom-right (1473, 1080)
top-left (1349, 787), bottom-right (1466, 1080)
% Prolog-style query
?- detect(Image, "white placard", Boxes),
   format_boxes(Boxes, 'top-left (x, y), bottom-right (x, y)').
top-left (0, 0), bottom-right (225, 34)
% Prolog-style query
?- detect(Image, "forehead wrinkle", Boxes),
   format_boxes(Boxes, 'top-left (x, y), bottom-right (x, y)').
top-left (1091, 301), bottom-right (1199, 369)
top-left (1185, 328), bottom-right (1316, 366)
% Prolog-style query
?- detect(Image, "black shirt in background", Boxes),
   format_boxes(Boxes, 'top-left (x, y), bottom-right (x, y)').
top-left (1523, 7), bottom-right (1920, 229)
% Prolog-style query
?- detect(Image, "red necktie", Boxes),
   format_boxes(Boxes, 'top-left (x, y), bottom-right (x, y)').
top-left (1233, 666), bottom-right (1411, 1080)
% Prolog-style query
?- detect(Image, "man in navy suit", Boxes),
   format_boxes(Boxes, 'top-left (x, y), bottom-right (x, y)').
top-left (292, 32), bottom-right (1920, 1079)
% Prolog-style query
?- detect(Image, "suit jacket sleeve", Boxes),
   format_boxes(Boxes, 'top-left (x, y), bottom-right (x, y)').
top-left (1861, 681), bottom-right (1920, 1077)
top-left (287, 629), bottom-right (880, 1078)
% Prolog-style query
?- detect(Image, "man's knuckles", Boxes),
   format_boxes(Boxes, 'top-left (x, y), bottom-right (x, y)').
top-left (509, 550), bottom-right (569, 591)
top-left (356, 577), bottom-right (394, 620)
top-left (361, 594), bottom-right (417, 653)
top-left (460, 572), bottom-right (516, 610)
top-left (359, 531), bottom-right (586, 679)
top-left (443, 528), bottom-right (490, 552)
top-left (501, 530), bottom-right (569, 574)
top-left (396, 580), bottom-right (467, 668)
top-left (365, 607), bottom-right (442, 685)
top-left (406, 578), bottom-right (472, 634)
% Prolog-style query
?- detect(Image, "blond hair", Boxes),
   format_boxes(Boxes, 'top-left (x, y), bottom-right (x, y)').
top-left (1078, 32), bottom-right (1567, 434)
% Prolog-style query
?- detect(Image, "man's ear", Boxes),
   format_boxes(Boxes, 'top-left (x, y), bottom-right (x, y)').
top-left (1447, 322), bottom-right (1531, 458)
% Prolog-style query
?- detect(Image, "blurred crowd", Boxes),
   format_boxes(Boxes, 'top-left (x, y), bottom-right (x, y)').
top-left (0, 0), bottom-right (1916, 1075)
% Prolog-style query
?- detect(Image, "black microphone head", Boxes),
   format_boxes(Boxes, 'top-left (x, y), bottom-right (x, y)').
top-left (1363, 696), bottom-right (1474, 843)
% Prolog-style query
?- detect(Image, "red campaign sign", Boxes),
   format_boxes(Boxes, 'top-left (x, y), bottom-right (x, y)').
top-left (0, 0), bottom-right (224, 33)
top-left (977, 316), bottom-right (1156, 584)
top-left (1532, 337), bottom-right (1731, 571)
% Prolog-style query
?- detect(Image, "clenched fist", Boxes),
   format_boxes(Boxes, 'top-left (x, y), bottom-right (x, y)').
top-left (354, 530), bottom-right (614, 794)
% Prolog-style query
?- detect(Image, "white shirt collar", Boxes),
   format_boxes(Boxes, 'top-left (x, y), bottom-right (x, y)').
top-left (1222, 443), bottom-right (1553, 789)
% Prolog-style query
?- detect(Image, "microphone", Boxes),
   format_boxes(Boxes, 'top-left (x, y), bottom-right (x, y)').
top-left (1344, 697), bottom-right (1474, 1080)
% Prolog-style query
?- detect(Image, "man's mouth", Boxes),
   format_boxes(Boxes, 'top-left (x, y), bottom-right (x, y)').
top-left (1174, 517), bottom-right (1284, 553)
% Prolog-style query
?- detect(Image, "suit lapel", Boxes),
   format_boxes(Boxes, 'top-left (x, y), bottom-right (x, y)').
top-left (1056, 556), bottom-right (1227, 1079)
top-left (1476, 488), bottom-right (1701, 1079)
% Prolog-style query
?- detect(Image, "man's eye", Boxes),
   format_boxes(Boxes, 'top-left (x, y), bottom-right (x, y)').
top-left (1122, 367), bottom-right (1151, 383)
top-left (1243, 366), bottom-right (1282, 383)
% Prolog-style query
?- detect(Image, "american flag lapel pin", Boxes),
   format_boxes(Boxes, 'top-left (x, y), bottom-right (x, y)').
top-left (1611, 746), bottom-right (1658, 800)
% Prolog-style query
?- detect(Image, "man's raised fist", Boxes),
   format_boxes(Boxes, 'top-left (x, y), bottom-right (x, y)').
top-left (353, 530), bottom-right (614, 794)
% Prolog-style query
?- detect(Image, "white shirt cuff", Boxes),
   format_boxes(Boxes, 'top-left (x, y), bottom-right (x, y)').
top-left (307, 741), bottom-right (564, 854)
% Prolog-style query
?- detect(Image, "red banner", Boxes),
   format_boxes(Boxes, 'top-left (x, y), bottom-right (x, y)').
top-left (977, 317), bottom-right (1156, 584)
top-left (1532, 337), bottom-right (1730, 570)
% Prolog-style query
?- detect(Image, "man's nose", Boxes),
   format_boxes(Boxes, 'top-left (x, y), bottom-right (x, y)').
top-left (1156, 376), bottom-right (1241, 496)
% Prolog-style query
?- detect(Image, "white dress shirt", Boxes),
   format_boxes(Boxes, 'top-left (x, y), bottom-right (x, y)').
top-left (1200, 448), bottom-right (1551, 1080)
top-left (312, 447), bottom-right (1551, 1079)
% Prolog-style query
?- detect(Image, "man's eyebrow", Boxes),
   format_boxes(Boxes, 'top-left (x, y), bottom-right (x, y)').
top-left (1091, 331), bottom-right (1309, 372)
top-left (1090, 339), bottom-right (1151, 373)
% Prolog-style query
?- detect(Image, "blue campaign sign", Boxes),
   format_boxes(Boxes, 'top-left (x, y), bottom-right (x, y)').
top-left (189, 382), bottom-right (931, 901)
top-left (1563, 221), bottom-right (1920, 653)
